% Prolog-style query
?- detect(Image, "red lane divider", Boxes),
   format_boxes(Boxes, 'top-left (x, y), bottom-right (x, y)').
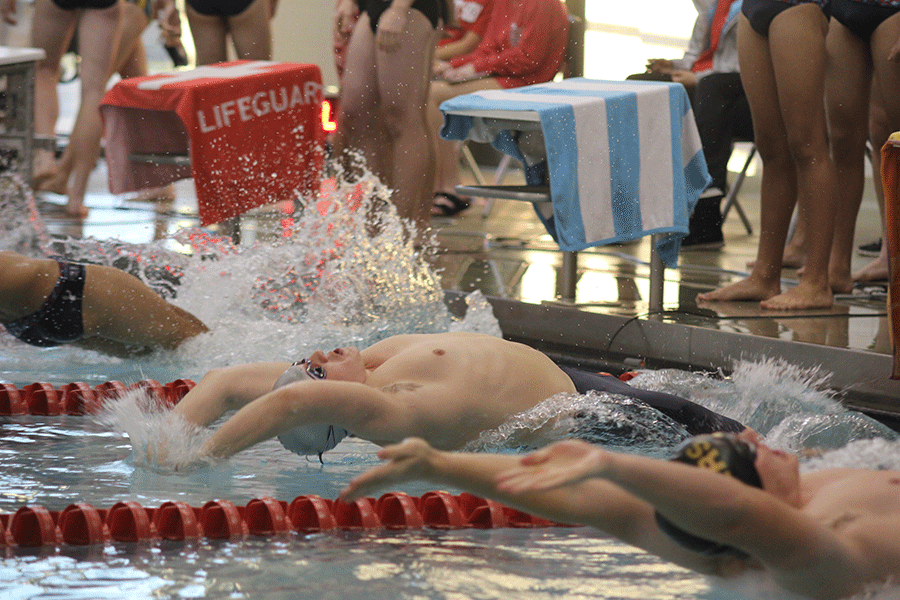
top-left (0, 379), bottom-right (196, 416)
top-left (0, 492), bottom-right (572, 549)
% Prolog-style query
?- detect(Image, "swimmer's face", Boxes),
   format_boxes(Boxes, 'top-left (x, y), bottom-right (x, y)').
top-left (739, 430), bottom-right (802, 508)
top-left (306, 347), bottom-right (367, 383)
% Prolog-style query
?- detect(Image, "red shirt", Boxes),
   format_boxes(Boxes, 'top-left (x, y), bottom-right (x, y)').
top-left (449, 0), bottom-right (568, 89)
top-left (440, 0), bottom-right (494, 46)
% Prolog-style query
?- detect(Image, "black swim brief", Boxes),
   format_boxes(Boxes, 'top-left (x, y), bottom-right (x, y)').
top-left (831, 0), bottom-right (900, 41)
top-left (186, 0), bottom-right (256, 17)
top-left (742, 0), bottom-right (831, 36)
top-left (51, 0), bottom-right (118, 10)
top-left (1, 260), bottom-right (86, 347)
top-left (558, 365), bottom-right (745, 436)
top-left (356, 0), bottom-right (447, 32)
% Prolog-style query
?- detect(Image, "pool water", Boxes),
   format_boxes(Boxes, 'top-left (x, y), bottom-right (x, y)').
top-left (2, 175), bottom-right (900, 599)
top-left (3, 365), bottom-right (900, 600)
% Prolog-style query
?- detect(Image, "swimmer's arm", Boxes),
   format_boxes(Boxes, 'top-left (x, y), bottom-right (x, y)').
top-left (341, 439), bottom-right (723, 575)
top-left (197, 380), bottom-right (419, 459)
top-left (172, 362), bottom-right (293, 427)
top-left (526, 446), bottom-right (874, 595)
top-left (435, 31), bottom-right (481, 62)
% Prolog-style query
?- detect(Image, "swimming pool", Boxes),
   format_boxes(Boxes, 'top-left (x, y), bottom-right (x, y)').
top-left (4, 361), bottom-right (900, 600)
top-left (2, 178), bottom-right (899, 600)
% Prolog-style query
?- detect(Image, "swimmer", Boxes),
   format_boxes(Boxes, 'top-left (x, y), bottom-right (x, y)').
top-left (341, 430), bottom-right (900, 600)
top-left (167, 332), bottom-right (745, 462)
top-left (0, 251), bottom-right (207, 356)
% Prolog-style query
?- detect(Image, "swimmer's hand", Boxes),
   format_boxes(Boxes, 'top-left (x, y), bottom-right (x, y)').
top-left (145, 441), bottom-right (211, 473)
top-left (340, 437), bottom-right (438, 502)
top-left (443, 63), bottom-right (481, 83)
top-left (495, 439), bottom-right (610, 494)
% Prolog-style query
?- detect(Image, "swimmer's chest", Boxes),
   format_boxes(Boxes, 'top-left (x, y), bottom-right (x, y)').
top-left (806, 470), bottom-right (900, 528)
top-left (368, 342), bottom-right (492, 385)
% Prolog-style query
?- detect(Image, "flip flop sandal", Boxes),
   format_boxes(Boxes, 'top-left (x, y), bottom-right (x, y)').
top-left (432, 192), bottom-right (471, 217)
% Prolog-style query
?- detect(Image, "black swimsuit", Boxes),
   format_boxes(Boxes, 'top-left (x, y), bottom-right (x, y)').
top-left (1, 260), bottom-right (86, 347)
top-left (356, 0), bottom-right (447, 32)
top-left (558, 365), bottom-right (745, 436)
top-left (742, 0), bottom-right (831, 36)
top-left (831, 0), bottom-right (900, 41)
top-left (186, 0), bottom-right (256, 17)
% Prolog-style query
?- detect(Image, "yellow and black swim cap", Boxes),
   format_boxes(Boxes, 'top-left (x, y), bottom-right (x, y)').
top-left (654, 433), bottom-right (762, 557)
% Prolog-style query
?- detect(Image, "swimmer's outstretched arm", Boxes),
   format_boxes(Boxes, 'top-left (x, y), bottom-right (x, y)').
top-left (343, 439), bottom-right (900, 598)
top-left (497, 440), bottom-right (890, 600)
top-left (196, 380), bottom-right (418, 459)
top-left (172, 362), bottom-right (293, 427)
top-left (340, 438), bottom-right (725, 576)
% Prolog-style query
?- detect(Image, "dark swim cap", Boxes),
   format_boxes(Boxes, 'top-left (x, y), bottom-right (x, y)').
top-left (654, 433), bottom-right (762, 557)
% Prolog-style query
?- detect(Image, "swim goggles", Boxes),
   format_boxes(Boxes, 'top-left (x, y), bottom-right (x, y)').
top-left (292, 358), bottom-right (326, 380)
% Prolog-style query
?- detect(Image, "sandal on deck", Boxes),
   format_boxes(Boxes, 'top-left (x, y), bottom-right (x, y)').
top-left (431, 192), bottom-right (471, 217)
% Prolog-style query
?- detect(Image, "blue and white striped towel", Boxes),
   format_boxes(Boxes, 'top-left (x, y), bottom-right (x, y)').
top-left (440, 78), bottom-right (711, 267)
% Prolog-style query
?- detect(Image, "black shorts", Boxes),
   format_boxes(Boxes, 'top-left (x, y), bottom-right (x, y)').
top-left (831, 0), bottom-right (900, 41)
top-left (51, 0), bottom-right (117, 9)
top-left (186, 0), bottom-right (256, 17)
top-left (742, 0), bottom-right (831, 36)
top-left (558, 365), bottom-right (746, 436)
top-left (1, 260), bottom-right (86, 347)
top-left (356, 0), bottom-right (447, 32)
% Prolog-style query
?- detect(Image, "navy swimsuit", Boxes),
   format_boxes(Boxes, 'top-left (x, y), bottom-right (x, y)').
top-left (2, 260), bottom-right (86, 347)
top-left (558, 365), bottom-right (746, 436)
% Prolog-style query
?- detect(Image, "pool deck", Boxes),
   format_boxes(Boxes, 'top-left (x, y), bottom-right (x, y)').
top-left (34, 141), bottom-right (900, 427)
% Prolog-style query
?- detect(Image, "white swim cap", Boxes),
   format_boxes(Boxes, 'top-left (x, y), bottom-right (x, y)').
top-left (272, 364), bottom-right (349, 457)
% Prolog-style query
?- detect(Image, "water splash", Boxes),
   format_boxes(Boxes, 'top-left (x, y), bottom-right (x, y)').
top-left (465, 391), bottom-right (690, 455)
top-left (472, 358), bottom-right (897, 457)
top-left (0, 171), bottom-right (468, 382)
top-left (97, 388), bottom-right (213, 473)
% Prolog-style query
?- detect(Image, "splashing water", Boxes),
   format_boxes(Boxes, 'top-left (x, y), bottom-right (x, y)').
top-left (97, 388), bottom-right (213, 473)
top-left (0, 171), bottom-right (473, 381)
top-left (472, 357), bottom-right (897, 458)
top-left (465, 391), bottom-right (690, 455)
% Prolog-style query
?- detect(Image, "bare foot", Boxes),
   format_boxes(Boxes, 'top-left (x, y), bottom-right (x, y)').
top-left (852, 254), bottom-right (888, 283)
top-left (824, 263), bottom-right (854, 294)
top-left (65, 201), bottom-right (89, 219)
top-left (759, 281), bottom-right (833, 310)
top-left (32, 169), bottom-right (68, 195)
top-left (696, 276), bottom-right (781, 303)
top-left (120, 184), bottom-right (176, 203)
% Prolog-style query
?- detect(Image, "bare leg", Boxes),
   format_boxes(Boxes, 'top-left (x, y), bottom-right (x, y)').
top-left (854, 14), bottom-right (900, 283)
top-left (81, 264), bottom-right (208, 349)
top-left (58, 4), bottom-right (123, 218)
top-left (699, 15), bottom-right (790, 303)
top-left (374, 12), bottom-right (439, 235)
top-left (29, 0), bottom-right (78, 178)
top-left (429, 77), bottom-right (502, 199)
top-left (38, 3), bottom-right (150, 199)
top-left (115, 2), bottom-right (151, 78)
top-left (338, 15), bottom-right (390, 182)
top-left (698, 7), bottom-right (836, 309)
top-left (186, 6), bottom-right (230, 64)
top-left (339, 12), bottom-right (440, 238)
top-left (824, 19), bottom-right (872, 294)
top-left (762, 7), bottom-right (836, 309)
top-left (227, 0), bottom-right (272, 60)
